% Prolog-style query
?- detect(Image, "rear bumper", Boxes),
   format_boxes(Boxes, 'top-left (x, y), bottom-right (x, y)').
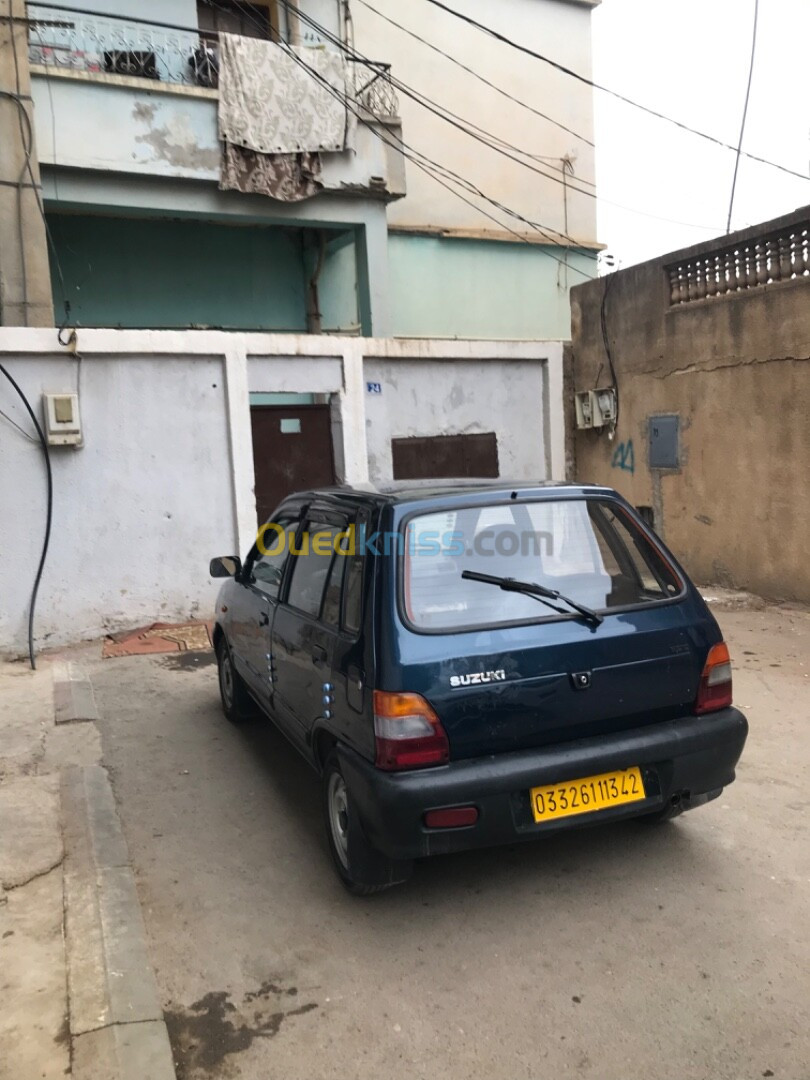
top-left (338, 708), bottom-right (748, 860)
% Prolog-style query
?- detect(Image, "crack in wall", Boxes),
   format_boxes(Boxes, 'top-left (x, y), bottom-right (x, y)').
top-left (640, 354), bottom-right (810, 379)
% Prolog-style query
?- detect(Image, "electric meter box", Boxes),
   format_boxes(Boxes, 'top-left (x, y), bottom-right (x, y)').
top-left (594, 388), bottom-right (617, 426)
top-left (43, 393), bottom-right (83, 447)
top-left (574, 390), bottom-right (596, 430)
top-left (575, 388), bottom-right (617, 430)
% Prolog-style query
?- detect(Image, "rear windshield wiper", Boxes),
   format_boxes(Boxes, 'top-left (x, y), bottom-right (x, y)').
top-left (461, 570), bottom-right (604, 627)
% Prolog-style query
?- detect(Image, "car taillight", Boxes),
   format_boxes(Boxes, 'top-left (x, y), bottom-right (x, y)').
top-left (373, 690), bottom-right (449, 771)
top-left (695, 642), bottom-right (733, 714)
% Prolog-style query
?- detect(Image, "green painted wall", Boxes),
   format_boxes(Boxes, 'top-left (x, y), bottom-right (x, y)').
top-left (319, 232), bottom-right (361, 334)
top-left (388, 233), bottom-right (597, 340)
top-left (47, 214), bottom-right (308, 330)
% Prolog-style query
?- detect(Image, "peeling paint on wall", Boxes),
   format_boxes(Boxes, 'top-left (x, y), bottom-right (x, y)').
top-left (134, 112), bottom-right (220, 171)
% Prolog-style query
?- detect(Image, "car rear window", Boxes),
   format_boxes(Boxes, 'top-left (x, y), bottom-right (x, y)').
top-left (401, 499), bottom-right (682, 632)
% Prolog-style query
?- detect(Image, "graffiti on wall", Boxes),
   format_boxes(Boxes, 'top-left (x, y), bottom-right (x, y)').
top-left (611, 439), bottom-right (635, 475)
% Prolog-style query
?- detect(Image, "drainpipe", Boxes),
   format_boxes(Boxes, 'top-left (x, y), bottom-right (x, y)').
top-left (306, 230), bottom-right (326, 335)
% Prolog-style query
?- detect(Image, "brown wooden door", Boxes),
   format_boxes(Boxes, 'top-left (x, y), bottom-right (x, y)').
top-left (391, 432), bottom-right (499, 481)
top-left (251, 405), bottom-right (336, 525)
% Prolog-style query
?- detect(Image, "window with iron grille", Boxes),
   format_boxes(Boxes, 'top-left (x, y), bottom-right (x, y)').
top-left (197, 1), bottom-right (282, 42)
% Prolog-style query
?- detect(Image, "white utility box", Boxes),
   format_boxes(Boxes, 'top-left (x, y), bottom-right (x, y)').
top-left (574, 390), bottom-right (596, 429)
top-left (575, 388), bottom-right (617, 430)
top-left (43, 393), bottom-right (83, 446)
top-left (594, 387), bottom-right (617, 426)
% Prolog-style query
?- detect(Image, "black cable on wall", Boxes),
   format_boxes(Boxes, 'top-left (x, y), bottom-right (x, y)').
top-left (0, 363), bottom-right (53, 670)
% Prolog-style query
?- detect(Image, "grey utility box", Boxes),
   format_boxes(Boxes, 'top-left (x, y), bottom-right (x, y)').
top-left (649, 415), bottom-right (680, 469)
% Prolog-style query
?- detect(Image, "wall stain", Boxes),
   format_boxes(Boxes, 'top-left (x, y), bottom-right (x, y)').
top-left (165, 983), bottom-right (317, 1079)
top-left (132, 101), bottom-right (156, 123)
top-left (53, 1016), bottom-right (70, 1047)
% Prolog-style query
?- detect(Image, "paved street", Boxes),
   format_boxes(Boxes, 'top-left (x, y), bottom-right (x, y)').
top-left (87, 601), bottom-right (810, 1080)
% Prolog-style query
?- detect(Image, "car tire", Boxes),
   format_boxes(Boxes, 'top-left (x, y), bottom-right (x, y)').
top-left (216, 637), bottom-right (255, 724)
top-left (322, 752), bottom-right (412, 895)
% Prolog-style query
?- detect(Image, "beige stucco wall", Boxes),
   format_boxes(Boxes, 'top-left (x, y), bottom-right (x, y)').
top-left (569, 207), bottom-right (810, 603)
top-left (351, 0), bottom-right (598, 247)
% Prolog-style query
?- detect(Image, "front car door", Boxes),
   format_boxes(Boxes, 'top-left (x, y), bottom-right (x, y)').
top-left (227, 512), bottom-right (299, 702)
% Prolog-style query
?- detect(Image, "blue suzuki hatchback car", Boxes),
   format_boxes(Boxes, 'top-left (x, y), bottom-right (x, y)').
top-left (210, 482), bottom-right (748, 893)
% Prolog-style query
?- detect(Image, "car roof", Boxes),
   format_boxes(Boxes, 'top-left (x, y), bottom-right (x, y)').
top-left (296, 479), bottom-right (618, 508)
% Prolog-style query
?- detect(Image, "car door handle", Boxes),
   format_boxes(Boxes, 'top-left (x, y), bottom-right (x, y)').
top-left (311, 645), bottom-right (327, 666)
top-left (259, 612), bottom-right (270, 627)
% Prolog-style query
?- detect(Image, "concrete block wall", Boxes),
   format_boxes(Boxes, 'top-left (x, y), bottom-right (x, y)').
top-left (569, 206), bottom-right (810, 603)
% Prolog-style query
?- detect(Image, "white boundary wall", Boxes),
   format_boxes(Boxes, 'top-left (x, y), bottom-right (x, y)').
top-left (0, 329), bottom-right (564, 655)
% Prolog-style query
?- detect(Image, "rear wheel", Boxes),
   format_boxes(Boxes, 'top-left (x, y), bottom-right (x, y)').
top-left (322, 752), bottom-right (412, 895)
top-left (216, 637), bottom-right (255, 724)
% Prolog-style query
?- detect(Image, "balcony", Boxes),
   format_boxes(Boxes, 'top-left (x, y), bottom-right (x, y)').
top-left (26, 3), bottom-right (405, 200)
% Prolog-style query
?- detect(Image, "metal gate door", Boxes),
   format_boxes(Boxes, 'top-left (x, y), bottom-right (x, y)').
top-left (250, 405), bottom-right (336, 525)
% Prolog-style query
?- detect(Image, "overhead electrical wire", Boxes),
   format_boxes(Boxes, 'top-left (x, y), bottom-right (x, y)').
top-left (422, 0), bottom-right (809, 184)
top-left (727, 0), bottom-right (760, 232)
top-left (37, 0), bottom-right (594, 261)
top-left (348, 1), bottom-right (730, 234)
top-left (354, 0), bottom-right (732, 233)
top-left (41, 1), bottom-right (730, 237)
top-left (284, 38), bottom-right (596, 272)
top-left (203, 0), bottom-right (593, 257)
top-left (0, 88), bottom-right (70, 317)
top-left (200, 0), bottom-right (598, 273)
top-left (265, 2), bottom-right (601, 248)
top-left (353, 0), bottom-right (594, 149)
top-left (248, 0), bottom-right (729, 236)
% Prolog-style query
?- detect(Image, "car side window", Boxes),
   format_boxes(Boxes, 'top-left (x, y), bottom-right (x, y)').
top-left (342, 553), bottom-right (364, 635)
top-left (320, 552), bottom-right (345, 628)
top-left (251, 520), bottom-right (296, 599)
top-left (286, 522), bottom-right (342, 617)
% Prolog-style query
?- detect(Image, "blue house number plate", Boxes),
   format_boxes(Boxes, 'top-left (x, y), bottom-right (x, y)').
top-left (366, 382), bottom-right (382, 394)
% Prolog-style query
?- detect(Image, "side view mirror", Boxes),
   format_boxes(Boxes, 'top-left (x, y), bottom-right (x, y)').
top-left (210, 555), bottom-right (242, 579)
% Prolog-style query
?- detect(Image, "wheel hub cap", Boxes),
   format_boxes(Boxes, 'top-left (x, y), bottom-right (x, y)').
top-left (327, 773), bottom-right (349, 870)
top-left (220, 653), bottom-right (233, 708)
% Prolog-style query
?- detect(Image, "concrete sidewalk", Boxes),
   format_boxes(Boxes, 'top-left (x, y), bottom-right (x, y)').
top-left (0, 655), bottom-right (176, 1080)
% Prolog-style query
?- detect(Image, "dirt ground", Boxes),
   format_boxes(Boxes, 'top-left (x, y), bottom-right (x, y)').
top-left (83, 599), bottom-right (809, 1080)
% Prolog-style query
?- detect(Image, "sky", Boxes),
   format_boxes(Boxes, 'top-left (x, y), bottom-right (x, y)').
top-left (592, 0), bottom-right (810, 267)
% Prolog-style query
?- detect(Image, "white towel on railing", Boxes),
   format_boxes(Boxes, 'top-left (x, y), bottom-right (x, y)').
top-left (218, 34), bottom-right (354, 155)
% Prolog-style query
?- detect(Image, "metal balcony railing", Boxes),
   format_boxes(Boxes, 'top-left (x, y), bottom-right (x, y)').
top-left (350, 59), bottom-right (400, 119)
top-left (26, 3), bottom-right (400, 117)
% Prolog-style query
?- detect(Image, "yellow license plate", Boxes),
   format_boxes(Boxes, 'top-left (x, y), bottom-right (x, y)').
top-left (530, 766), bottom-right (645, 823)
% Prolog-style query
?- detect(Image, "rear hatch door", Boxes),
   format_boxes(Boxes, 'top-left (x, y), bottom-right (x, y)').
top-left (399, 607), bottom-right (709, 759)
top-left (390, 494), bottom-right (716, 759)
